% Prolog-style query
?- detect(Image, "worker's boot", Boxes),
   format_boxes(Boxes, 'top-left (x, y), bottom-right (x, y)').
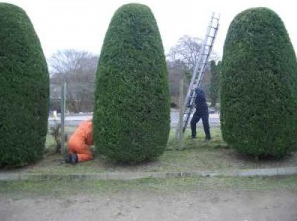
top-left (70, 153), bottom-right (78, 165)
top-left (204, 134), bottom-right (211, 142)
top-left (65, 154), bottom-right (71, 164)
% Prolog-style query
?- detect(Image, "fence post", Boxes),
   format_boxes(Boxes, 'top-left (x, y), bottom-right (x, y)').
top-left (177, 78), bottom-right (184, 149)
top-left (61, 81), bottom-right (67, 155)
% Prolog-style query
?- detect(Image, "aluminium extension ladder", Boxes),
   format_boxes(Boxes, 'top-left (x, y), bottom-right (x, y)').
top-left (176, 13), bottom-right (220, 138)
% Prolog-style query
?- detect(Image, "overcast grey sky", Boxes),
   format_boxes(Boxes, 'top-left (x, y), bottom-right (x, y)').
top-left (2, 0), bottom-right (297, 59)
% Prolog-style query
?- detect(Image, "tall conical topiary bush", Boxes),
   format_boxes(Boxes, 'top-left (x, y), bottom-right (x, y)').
top-left (94, 3), bottom-right (170, 163)
top-left (0, 3), bottom-right (49, 167)
top-left (221, 7), bottom-right (297, 158)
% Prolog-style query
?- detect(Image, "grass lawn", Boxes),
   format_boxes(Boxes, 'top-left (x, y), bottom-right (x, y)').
top-left (1, 127), bottom-right (296, 175)
top-left (0, 176), bottom-right (296, 197)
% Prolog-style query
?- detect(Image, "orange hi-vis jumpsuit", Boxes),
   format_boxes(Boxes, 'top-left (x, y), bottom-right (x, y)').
top-left (67, 120), bottom-right (94, 162)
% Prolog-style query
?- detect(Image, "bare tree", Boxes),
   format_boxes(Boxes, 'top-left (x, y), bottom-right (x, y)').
top-left (167, 35), bottom-right (220, 104)
top-left (168, 35), bottom-right (203, 71)
top-left (48, 49), bottom-right (98, 112)
top-left (167, 35), bottom-right (220, 72)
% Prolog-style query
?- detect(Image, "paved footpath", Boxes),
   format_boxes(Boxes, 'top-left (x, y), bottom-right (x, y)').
top-left (1, 167), bottom-right (296, 181)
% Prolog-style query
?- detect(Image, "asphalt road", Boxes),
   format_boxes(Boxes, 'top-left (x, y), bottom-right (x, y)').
top-left (48, 110), bottom-right (220, 127)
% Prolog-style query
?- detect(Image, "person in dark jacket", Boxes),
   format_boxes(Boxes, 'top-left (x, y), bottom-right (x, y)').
top-left (190, 87), bottom-right (211, 141)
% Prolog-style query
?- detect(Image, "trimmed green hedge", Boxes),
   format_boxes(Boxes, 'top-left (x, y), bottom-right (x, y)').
top-left (0, 3), bottom-right (49, 167)
top-left (221, 7), bottom-right (297, 158)
top-left (94, 3), bottom-right (170, 163)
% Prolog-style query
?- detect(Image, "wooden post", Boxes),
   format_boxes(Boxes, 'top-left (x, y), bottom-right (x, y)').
top-left (178, 78), bottom-right (184, 149)
top-left (61, 81), bottom-right (67, 155)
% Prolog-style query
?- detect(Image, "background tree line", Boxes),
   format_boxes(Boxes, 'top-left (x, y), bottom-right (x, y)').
top-left (48, 35), bottom-right (221, 113)
top-left (49, 50), bottom-right (98, 113)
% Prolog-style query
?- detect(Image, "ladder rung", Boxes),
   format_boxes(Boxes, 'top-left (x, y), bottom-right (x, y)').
top-left (210, 26), bottom-right (218, 29)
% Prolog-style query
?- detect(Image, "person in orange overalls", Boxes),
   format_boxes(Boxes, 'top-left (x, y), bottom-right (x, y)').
top-left (65, 120), bottom-right (94, 164)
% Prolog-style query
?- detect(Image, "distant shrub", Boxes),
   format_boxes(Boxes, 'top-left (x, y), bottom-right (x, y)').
top-left (209, 60), bottom-right (221, 107)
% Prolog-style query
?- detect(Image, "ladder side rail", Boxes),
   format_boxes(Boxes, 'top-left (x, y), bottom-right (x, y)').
top-left (183, 24), bottom-right (212, 108)
top-left (181, 33), bottom-right (214, 131)
top-left (189, 18), bottom-right (218, 89)
top-left (181, 21), bottom-right (219, 132)
top-left (181, 50), bottom-right (209, 132)
top-left (176, 13), bottom-right (220, 138)
top-left (196, 23), bottom-right (219, 86)
top-left (184, 53), bottom-right (209, 109)
top-left (182, 105), bottom-right (195, 132)
top-left (196, 46), bottom-right (213, 86)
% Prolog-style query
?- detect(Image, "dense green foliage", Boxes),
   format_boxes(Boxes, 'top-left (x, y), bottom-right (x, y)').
top-left (209, 60), bottom-right (221, 107)
top-left (93, 4), bottom-right (170, 163)
top-left (221, 7), bottom-right (297, 158)
top-left (0, 3), bottom-right (49, 167)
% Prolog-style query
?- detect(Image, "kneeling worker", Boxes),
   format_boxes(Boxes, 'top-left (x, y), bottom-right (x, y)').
top-left (65, 120), bottom-right (94, 164)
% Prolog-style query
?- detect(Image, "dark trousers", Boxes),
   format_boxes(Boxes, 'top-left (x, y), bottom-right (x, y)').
top-left (190, 111), bottom-right (211, 139)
